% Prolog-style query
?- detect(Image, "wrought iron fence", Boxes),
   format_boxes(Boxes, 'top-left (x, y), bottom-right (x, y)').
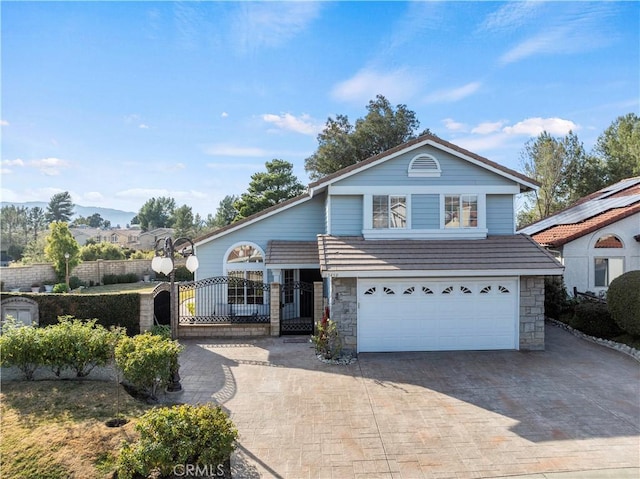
top-left (178, 276), bottom-right (270, 324)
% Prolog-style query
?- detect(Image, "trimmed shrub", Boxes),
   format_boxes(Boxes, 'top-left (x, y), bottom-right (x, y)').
top-left (102, 273), bottom-right (139, 285)
top-left (572, 301), bottom-right (621, 339)
top-left (116, 404), bottom-right (237, 479)
top-left (115, 333), bottom-right (183, 400)
top-left (1, 292), bottom-right (142, 335)
top-left (149, 324), bottom-right (171, 339)
top-left (52, 283), bottom-right (69, 293)
top-left (41, 316), bottom-right (123, 377)
top-left (544, 276), bottom-right (570, 320)
top-left (0, 317), bottom-right (45, 380)
top-left (69, 275), bottom-right (85, 290)
top-left (607, 270), bottom-right (640, 336)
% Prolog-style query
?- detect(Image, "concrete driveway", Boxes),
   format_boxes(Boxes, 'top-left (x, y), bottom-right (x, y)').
top-left (178, 324), bottom-right (640, 479)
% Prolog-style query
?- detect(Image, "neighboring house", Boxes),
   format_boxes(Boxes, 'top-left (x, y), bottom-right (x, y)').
top-left (195, 134), bottom-right (563, 353)
top-left (138, 228), bottom-right (175, 251)
top-left (70, 226), bottom-right (141, 248)
top-left (519, 177), bottom-right (640, 297)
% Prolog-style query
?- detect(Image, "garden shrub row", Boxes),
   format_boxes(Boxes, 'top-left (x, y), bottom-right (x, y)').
top-left (0, 291), bottom-right (140, 335)
top-left (0, 318), bottom-right (181, 396)
top-left (545, 271), bottom-right (640, 342)
top-left (102, 272), bottom-right (140, 285)
top-left (0, 317), bottom-right (122, 380)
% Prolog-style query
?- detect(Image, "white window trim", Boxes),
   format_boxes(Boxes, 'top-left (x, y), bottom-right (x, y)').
top-left (364, 194), bottom-right (412, 231)
top-left (439, 194), bottom-right (486, 230)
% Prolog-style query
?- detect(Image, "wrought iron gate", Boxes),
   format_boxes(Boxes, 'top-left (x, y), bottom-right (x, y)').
top-left (178, 276), bottom-right (270, 324)
top-left (280, 281), bottom-right (314, 335)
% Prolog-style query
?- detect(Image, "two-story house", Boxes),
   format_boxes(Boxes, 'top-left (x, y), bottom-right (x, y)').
top-left (194, 134), bottom-right (563, 353)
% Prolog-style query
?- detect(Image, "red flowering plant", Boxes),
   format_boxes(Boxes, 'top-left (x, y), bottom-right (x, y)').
top-left (311, 306), bottom-right (342, 359)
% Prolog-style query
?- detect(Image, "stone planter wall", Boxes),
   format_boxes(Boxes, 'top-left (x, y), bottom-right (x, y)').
top-left (519, 276), bottom-right (545, 350)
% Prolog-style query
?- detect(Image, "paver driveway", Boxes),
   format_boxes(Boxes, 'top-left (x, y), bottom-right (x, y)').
top-left (178, 325), bottom-right (640, 479)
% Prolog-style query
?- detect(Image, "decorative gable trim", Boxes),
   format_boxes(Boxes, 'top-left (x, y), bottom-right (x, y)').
top-left (408, 154), bottom-right (441, 177)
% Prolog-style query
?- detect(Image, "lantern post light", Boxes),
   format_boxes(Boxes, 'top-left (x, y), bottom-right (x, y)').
top-left (64, 252), bottom-right (70, 288)
top-left (151, 237), bottom-right (199, 392)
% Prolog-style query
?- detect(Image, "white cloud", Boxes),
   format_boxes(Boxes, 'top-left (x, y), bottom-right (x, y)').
top-left (28, 157), bottom-right (71, 176)
top-left (83, 191), bottom-right (105, 203)
top-left (424, 82), bottom-right (481, 104)
top-left (442, 118), bottom-right (467, 132)
top-left (503, 117), bottom-right (578, 136)
top-left (1, 159), bottom-right (25, 168)
top-left (221, 112), bottom-right (229, 118)
top-left (206, 162), bottom-right (263, 171)
top-left (1, 120), bottom-right (9, 126)
top-left (231, 2), bottom-right (321, 53)
top-left (479, 1), bottom-right (542, 33)
top-left (331, 68), bottom-right (421, 104)
top-left (472, 121), bottom-right (505, 135)
top-left (499, 5), bottom-right (615, 64)
top-left (204, 144), bottom-right (268, 157)
top-left (139, 123), bottom-right (149, 129)
top-left (262, 113), bottom-right (321, 135)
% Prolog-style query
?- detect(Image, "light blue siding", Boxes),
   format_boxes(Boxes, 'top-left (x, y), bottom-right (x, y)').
top-left (196, 193), bottom-right (326, 280)
top-left (331, 195), bottom-right (363, 235)
top-left (412, 194), bottom-right (440, 229)
top-left (486, 195), bottom-right (514, 235)
top-left (333, 145), bottom-right (515, 187)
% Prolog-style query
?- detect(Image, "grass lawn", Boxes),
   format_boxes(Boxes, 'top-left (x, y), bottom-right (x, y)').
top-left (0, 379), bottom-right (153, 478)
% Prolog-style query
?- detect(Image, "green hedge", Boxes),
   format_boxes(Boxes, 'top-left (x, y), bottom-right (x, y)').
top-left (607, 270), bottom-right (640, 336)
top-left (0, 292), bottom-right (140, 335)
top-left (572, 301), bottom-right (621, 339)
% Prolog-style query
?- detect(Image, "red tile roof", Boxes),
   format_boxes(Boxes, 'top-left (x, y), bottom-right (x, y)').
top-left (532, 203), bottom-right (640, 248)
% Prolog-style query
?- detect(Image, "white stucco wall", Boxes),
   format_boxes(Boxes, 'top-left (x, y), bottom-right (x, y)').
top-left (560, 212), bottom-right (640, 295)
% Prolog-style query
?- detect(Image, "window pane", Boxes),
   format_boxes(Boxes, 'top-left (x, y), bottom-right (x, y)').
top-left (246, 271), bottom-right (264, 304)
top-left (373, 195), bottom-right (389, 229)
top-left (389, 196), bottom-right (406, 228)
top-left (609, 258), bottom-right (624, 284)
top-left (227, 270), bottom-right (244, 304)
top-left (283, 270), bottom-right (294, 304)
top-left (595, 235), bottom-right (623, 248)
top-left (227, 244), bottom-right (263, 263)
top-left (462, 195), bottom-right (478, 227)
top-left (444, 195), bottom-right (460, 228)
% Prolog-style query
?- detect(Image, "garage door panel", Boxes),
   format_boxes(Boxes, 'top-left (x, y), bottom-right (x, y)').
top-left (358, 278), bottom-right (518, 352)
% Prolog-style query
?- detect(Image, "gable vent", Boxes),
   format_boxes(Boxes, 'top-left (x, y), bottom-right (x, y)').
top-left (408, 154), bottom-right (441, 177)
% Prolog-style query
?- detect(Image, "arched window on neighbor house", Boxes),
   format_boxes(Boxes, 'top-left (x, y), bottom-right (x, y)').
top-left (593, 234), bottom-right (624, 287)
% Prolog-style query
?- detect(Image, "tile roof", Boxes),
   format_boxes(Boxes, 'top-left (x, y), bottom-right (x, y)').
top-left (519, 177), bottom-right (640, 247)
top-left (266, 241), bottom-right (319, 266)
top-left (317, 234), bottom-right (563, 276)
top-left (531, 204), bottom-right (640, 247)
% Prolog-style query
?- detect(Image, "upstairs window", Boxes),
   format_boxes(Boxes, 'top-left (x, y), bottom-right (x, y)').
top-left (444, 195), bottom-right (478, 228)
top-left (594, 235), bottom-right (623, 248)
top-left (408, 154), bottom-right (441, 177)
top-left (373, 195), bottom-right (407, 229)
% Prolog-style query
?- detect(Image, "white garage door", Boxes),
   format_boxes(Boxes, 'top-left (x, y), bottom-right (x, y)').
top-left (357, 277), bottom-right (518, 352)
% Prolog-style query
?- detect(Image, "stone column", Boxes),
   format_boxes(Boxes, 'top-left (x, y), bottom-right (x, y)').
top-left (139, 292), bottom-right (154, 333)
top-left (270, 282), bottom-right (280, 336)
top-left (313, 281), bottom-right (324, 328)
top-left (519, 276), bottom-right (545, 350)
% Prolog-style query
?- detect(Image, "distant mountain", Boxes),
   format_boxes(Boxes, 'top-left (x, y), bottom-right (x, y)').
top-left (1, 202), bottom-right (137, 228)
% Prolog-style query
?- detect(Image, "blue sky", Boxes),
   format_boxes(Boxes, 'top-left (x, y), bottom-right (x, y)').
top-left (1, 1), bottom-right (638, 218)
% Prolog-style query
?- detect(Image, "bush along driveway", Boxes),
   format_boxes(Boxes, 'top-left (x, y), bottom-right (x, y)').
top-left (176, 325), bottom-right (640, 479)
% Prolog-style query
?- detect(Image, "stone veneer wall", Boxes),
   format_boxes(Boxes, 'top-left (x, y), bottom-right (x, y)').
top-left (330, 277), bottom-right (358, 354)
top-left (519, 276), bottom-right (545, 350)
top-left (0, 259), bottom-right (186, 290)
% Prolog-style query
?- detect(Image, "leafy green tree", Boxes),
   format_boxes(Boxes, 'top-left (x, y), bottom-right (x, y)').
top-left (44, 221), bottom-right (81, 281)
top-left (234, 160), bottom-right (304, 220)
top-left (45, 191), bottom-right (75, 223)
top-left (519, 131), bottom-right (587, 226)
top-left (209, 195), bottom-right (238, 228)
top-left (133, 197), bottom-right (176, 231)
top-left (171, 204), bottom-right (195, 238)
top-left (594, 113), bottom-right (640, 184)
top-left (304, 94), bottom-right (428, 180)
top-left (80, 241), bottom-right (126, 261)
top-left (20, 236), bottom-right (48, 264)
top-left (72, 212), bottom-right (109, 228)
top-left (28, 207), bottom-right (47, 241)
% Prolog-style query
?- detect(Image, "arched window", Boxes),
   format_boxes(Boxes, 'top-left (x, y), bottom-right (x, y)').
top-left (408, 154), bottom-right (441, 177)
top-left (224, 243), bottom-right (266, 305)
top-left (594, 234), bottom-right (623, 248)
